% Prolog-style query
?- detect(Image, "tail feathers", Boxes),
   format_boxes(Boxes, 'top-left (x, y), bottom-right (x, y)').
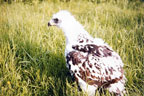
top-left (107, 79), bottom-right (126, 96)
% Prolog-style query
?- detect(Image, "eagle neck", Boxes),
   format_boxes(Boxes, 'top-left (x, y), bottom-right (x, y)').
top-left (60, 19), bottom-right (92, 45)
top-left (62, 25), bottom-right (90, 45)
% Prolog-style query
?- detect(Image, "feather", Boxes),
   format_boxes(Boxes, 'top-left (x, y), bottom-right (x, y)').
top-left (48, 10), bottom-right (126, 96)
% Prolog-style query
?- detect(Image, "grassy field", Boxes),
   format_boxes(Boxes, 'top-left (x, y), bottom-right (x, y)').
top-left (0, 0), bottom-right (144, 96)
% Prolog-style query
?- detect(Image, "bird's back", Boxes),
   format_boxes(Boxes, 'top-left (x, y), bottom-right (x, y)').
top-left (65, 35), bottom-right (126, 95)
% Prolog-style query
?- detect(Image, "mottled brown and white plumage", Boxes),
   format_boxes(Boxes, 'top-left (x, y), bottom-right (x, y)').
top-left (48, 10), bottom-right (126, 96)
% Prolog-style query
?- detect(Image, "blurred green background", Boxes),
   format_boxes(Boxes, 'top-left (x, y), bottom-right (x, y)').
top-left (0, 0), bottom-right (144, 96)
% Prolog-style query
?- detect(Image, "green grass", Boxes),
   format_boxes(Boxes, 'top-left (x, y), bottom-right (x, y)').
top-left (0, 0), bottom-right (144, 96)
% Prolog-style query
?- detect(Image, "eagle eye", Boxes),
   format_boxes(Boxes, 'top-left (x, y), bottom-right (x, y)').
top-left (53, 18), bottom-right (59, 23)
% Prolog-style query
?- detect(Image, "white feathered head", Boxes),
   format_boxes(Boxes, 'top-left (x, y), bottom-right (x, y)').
top-left (48, 10), bottom-right (76, 28)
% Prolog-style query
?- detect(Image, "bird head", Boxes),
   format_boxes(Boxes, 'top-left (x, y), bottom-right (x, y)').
top-left (48, 10), bottom-right (75, 28)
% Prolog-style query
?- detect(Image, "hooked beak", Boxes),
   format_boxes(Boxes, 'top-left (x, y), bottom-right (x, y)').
top-left (48, 20), bottom-right (56, 27)
top-left (48, 22), bottom-right (51, 26)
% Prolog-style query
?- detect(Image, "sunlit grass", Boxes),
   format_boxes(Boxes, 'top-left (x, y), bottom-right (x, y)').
top-left (0, 0), bottom-right (144, 96)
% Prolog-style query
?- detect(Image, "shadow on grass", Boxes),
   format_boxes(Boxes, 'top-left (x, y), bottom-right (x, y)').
top-left (6, 37), bottom-right (73, 96)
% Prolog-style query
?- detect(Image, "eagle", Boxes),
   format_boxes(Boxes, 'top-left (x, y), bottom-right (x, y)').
top-left (48, 10), bottom-right (126, 96)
